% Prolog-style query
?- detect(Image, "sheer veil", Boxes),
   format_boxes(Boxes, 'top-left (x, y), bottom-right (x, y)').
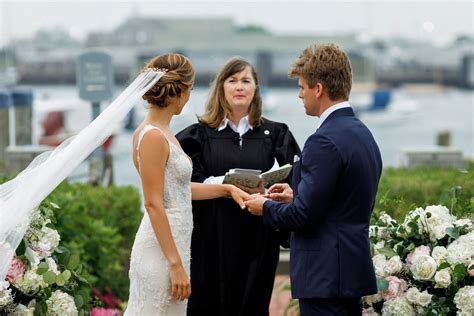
top-left (0, 70), bottom-right (164, 279)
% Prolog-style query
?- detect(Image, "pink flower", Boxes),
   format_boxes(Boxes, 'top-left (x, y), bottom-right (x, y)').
top-left (468, 260), bottom-right (474, 277)
top-left (91, 308), bottom-right (122, 316)
top-left (381, 276), bottom-right (407, 301)
top-left (406, 245), bottom-right (430, 268)
top-left (6, 257), bottom-right (25, 283)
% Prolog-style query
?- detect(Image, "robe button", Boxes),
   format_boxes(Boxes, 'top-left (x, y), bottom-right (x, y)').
top-left (264, 130), bottom-right (270, 135)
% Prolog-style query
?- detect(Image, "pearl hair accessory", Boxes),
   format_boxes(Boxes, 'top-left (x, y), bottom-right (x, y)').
top-left (143, 67), bottom-right (168, 73)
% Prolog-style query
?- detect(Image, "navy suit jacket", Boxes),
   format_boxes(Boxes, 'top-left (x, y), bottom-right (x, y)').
top-left (263, 107), bottom-right (382, 299)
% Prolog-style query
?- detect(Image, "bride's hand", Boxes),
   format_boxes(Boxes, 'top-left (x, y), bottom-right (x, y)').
top-left (169, 263), bottom-right (191, 301)
top-left (226, 185), bottom-right (251, 209)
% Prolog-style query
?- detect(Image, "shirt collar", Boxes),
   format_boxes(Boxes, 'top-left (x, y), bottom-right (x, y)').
top-left (317, 101), bottom-right (351, 129)
top-left (217, 115), bottom-right (253, 132)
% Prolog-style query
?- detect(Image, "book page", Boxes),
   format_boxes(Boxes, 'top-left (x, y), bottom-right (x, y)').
top-left (223, 168), bottom-right (262, 188)
top-left (261, 164), bottom-right (292, 187)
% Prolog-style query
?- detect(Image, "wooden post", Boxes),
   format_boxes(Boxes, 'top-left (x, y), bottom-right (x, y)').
top-left (0, 90), bottom-right (11, 165)
top-left (436, 130), bottom-right (451, 147)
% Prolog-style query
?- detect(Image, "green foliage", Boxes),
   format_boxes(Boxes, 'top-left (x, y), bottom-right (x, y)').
top-left (375, 162), bottom-right (474, 221)
top-left (43, 182), bottom-right (143, 302)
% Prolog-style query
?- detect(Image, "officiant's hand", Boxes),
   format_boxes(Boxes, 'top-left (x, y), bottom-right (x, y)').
top-left (265, 183), bottom-right (293, 203)
top-left (235, 180), bottom-right (265, 195)
top-left (170, 263), bottom-right (191, 301)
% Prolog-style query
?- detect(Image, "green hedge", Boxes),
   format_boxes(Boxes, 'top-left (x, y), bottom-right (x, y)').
top-left (374, 162), bottom-right (474, 221)
top-left (2, 162), bottom-right (472, 302)
top-left (43, 182), bottom-right (143, 302)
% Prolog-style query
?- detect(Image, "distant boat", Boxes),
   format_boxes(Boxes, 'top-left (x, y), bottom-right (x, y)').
top-left (34, 97), bottom-right (116, 150)
top-left (352, 88), bottom-right (392, 113)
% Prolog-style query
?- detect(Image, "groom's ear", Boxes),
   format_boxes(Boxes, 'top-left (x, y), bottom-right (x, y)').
top-left (314, 83), bottom-right (324, 98)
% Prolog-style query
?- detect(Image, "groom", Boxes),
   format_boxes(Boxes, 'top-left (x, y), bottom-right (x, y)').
top-left (245, 44), bottom-right (382, 315)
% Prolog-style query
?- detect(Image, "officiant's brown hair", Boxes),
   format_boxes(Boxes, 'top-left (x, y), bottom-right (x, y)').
top-left (200, 57), bottom-right (263, 128)
top-left (142, 53), bottom-right (195, 108)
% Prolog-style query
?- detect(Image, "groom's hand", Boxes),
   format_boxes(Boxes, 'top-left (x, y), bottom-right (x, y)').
top-left (266, 183), bottom-right (293, 203)
top-left (245, 195), bottom-right (267, 216)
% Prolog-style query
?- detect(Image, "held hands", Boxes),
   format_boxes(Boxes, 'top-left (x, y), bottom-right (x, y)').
top-left (226, 185), bottom-right (252, 209)
top-left (169, 263), bottom-right (191, 301)
top-left (244, 195), bottom-right (267, 216)
top-left (244, 182), bottom-right (293, 216)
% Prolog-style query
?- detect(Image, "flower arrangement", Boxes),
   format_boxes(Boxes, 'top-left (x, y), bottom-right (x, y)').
top-left (365, 205), bottom-right (473, 315)
top-left (0, 202), bottom-right (91, 315)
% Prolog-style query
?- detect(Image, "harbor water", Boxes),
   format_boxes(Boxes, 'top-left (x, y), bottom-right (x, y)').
top-left (30, 85), bottom-right (474, 189)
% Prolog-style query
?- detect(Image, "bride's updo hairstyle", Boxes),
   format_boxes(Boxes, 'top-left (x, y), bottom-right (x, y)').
top-left (142, 53), bottom-right (195, 108)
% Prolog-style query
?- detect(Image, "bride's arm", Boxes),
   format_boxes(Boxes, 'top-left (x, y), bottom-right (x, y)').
top-left (191, 183), bottom-right (249, 209)
top-left (139, 131), bottom-right (190, 301)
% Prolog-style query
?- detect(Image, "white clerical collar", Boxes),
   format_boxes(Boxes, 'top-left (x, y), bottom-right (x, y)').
top-left (317, 101), bottom-right (351, 129)
top-left (217, 116), bottom-right (253, 134)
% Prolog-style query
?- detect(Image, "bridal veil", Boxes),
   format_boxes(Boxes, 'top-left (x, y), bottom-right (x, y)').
top-left (0, 70), bottom-right (164, 279)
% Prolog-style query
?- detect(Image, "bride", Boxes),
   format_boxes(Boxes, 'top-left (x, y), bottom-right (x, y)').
top-left (124, 53), bottom-right (249, 315)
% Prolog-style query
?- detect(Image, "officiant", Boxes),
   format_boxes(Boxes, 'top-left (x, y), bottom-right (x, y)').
top-left (176, 57), bottom-right (301, 316)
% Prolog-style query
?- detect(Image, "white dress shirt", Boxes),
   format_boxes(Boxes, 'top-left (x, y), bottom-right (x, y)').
top-left (316, 101), bottom-right (352, 129)
top-left (204, 116), bottom-right (253, 184)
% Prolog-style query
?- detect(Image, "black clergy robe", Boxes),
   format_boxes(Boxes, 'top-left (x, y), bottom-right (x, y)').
top-left (176, 118), bottom-right (301, 316)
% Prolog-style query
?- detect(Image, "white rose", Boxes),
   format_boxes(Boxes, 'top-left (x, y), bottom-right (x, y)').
top-left (372, 254), bottom-right (387, 277)
top-left (446, 231), bottom-right (474, 265)
top-left (384, 256), bottom-right (403, 275)
top-left (431, 246), bottom-right (448, 265)
top-left (410, 255), bottom-right (437, 280)
top-left (434, 268), bottom-right (451, 288)
top-left (431, 224), bottom-right (448, 240)
top-left (405, 287), bottom-right (420, 304)
top-left (416, 290), bottom-right (433, 307)
top-left (400, 208), bottom-right (424, 236)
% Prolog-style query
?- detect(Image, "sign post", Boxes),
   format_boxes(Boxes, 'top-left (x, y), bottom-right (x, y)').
top-left (76, 50), bottom-right (114, 184)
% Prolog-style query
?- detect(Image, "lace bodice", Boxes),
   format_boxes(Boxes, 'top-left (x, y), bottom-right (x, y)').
top-left (136, 124), bottom-right (193, 210)
top-left (125, 124), bottom-right (193, 316)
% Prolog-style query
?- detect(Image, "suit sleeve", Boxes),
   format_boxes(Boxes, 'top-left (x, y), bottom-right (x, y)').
top-left (176, 124), bottom-right (208, 183)
top-left (263, 133), bottom-right (342, 231)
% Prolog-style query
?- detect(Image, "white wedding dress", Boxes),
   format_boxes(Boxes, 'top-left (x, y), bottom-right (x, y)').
top-left (125, 124), bottom-right (193, 316)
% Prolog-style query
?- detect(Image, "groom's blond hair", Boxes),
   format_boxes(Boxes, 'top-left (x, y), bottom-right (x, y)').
top-left (289, 44), bottom-right (352, 101)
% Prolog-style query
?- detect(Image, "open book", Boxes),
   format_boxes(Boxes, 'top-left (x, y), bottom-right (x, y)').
top-left (223, 164), bottom-right (292, 188)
